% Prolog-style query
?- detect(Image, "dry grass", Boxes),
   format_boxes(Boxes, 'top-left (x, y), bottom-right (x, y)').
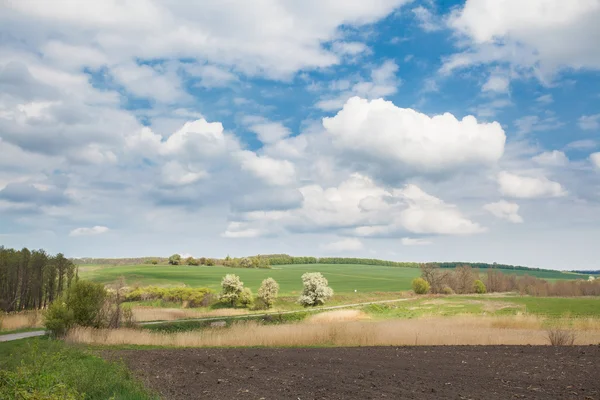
top-left (0, 311), bottom-right (43, 331)
top-left (307, 310), bottom-right (370, 324)
top-left (130, 306), bottom-right (250, 322)
top-left (66, 316), bottom-right (600, 347)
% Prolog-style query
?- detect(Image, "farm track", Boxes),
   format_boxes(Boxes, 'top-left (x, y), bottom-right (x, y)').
top-left (106, 345), bottom-right (600, 400)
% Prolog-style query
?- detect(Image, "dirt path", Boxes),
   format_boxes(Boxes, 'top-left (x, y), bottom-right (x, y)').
top-left (107, 346), bottom-right (600, 399)
top-left (0, 330), bottom-right (46, 342)
top-left (140, 298), bottom-right (410, 326)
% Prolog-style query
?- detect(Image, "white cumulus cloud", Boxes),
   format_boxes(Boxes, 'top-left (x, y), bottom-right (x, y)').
top-left (322, 97), bottom-right (506, 176)
top-left (497, 171), bottom-right (567, 198)
top-left (532, 150), bottom-right (568, 166)
top-left (484, 200), bottom-right (524, 223)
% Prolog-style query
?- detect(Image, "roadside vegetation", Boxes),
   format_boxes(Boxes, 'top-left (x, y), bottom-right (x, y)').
top-left (0, 338), bottom-right (157, 399)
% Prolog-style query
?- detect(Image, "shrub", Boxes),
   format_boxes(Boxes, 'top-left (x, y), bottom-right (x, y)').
top-left (45, 281), bottom-right (107, 336)
top-left (186, 257), bottom-right (199, 266)
top-left (124, 286), bottom-right (211, 305)
top-left (547, 329), bottom-right (576, 346)
top-left (441, 286), bottom-right (455, 295)
top-left (199, 257), bottom-right (207, 265)
top-left (168, 254), bottom-right (181, 265)
top-left (151, 259), bottom-right (158, 265)
top-left (239, 257), bottom-right (252, 268)
top-left (298, 272), bottom-right (333, 307)
top-left (238, 287), bottom-right (254, 308)
top-left (219, 274), bottom-right (244, 306)
top-left (44, 298), bottom-right (75, 337)
top-left (474, 280), bottom-right (487, 294)
top-left (205, 258), bottom-right (215, 266)
top-left (411, 278), bottom-right (430, 294)
top-left (257, 278), bottom-right (279, 308)
top-left (66, 280), bottom-right (107, 327)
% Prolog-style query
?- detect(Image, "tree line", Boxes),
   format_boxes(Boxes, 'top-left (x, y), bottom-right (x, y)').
top-left (0, 246), bottom-right (77, 312)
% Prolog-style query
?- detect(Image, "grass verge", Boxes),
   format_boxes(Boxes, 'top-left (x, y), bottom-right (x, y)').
top-left (0, 337), bottom-right (158, 399)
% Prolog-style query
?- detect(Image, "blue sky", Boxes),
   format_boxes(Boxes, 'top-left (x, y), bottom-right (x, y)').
top-left (0, 0), bottom-right (599, 269)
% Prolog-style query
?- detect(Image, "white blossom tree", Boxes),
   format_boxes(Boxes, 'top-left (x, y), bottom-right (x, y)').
top-left (219, 274), bottom-right (244, 306)
top-left (297, 272), bottom-right (333, 307)
top-left (257, 278), bottom-right (279, 308)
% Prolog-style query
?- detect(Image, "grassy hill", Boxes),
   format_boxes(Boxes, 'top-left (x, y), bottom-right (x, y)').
top-left (79, 263), bottom-right (587, 295)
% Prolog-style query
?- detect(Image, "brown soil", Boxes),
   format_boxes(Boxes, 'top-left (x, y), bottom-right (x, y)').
top-left (106, 346), bottom-right (600, 399)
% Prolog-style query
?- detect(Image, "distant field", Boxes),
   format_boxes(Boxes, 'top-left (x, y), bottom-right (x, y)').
top-left (79, 263), bottom-right (586, 295)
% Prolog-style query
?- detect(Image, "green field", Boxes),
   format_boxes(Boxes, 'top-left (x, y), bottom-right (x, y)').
top-left (80, 263), bottom-right (586, 295)
top-left (80, 263), bottom-right (419, 295)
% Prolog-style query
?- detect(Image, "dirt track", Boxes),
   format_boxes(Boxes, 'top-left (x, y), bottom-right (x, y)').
top-left (107, 346), bottom-right (600, 399)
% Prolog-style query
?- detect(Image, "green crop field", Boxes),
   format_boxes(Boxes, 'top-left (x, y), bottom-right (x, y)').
top-left (79, 263), bottom-right (419, 295)
top-left (79, 263), bottom-right (586, 295)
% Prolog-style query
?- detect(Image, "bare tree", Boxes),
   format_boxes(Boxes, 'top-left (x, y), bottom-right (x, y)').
top-left (420, 263), bottom-right (449, 294)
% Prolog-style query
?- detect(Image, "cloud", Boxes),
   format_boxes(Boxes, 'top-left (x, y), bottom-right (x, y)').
top-left (565, 139), bottom-right (597, 150)
top-left (514, 115), bottom-right (563, 135)
top-left (401, 237), bottom-right (432, 246)
top-left (579, 114), bottom-right (600, 131)
top-left (183, 63), bottom-right (238, 88)
top-left (591, 152), bottom-right (600, 169)
top-left (532, 150), bottom-right (568, 166)
top-left (242, 116), bottom-right (291, 144)
top-left (536, 94), bottom-right (553, 104)
top-left (236, 151), bottom-right (296, 186)
top-left (444, 0), bottom-right (600, 85)
top-left (320, 238), bottom-right (364, 252)
top-left (497, 171), bottom-right (567, 198)
top-left (315, 60), bottom-right (400, 111)
top-left (69, 226), bottom-right (110, 237)
top-left (322, 97), bottom-right (505, 177)
top-left (226, 174), bottom-right (485, 238)
top-left (483, 200), bottom-right (523, 223)
top-left (482, 74), bottom-right (510, 93)
top-left (412, 6), bottom-right (441, 32)
top-left (5, 0), bottom-right (411, 80)
top-left (0, 182), bottom-right (70, 206)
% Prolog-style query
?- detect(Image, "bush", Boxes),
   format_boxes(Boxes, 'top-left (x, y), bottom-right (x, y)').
top-left (474, 280), bottom-right (487, 294)
top-left (151, 259), bottom-right (158, 265)
top-left (168, 254), bottom-right (181, 265)
top-left (297, 272), bottom-right (334, 307)
top-left (66, 280), bottom-right (107, 327)
top-left (219, 274), bottom-right (244, 306)
top-left (238, 287), bottom-right (254, 308)
top-left (257, 278), bottom-right (279, 309)
top-left (44, 281), bottom-right (107, 336)
top-left (411, 278), bottom-right (430, 294)
top-left (124, 286), bottom-right (212, 305)
top-left (205, 258), bottom-right (215, 266)
top-left (547, 329), bottom-right (576, 345)
top-left (44, 299), bottom-right (74, 337)
top-left (186, 257), bottom-right (199, 266)
top-left (441, 286), bottom-right (455, 295)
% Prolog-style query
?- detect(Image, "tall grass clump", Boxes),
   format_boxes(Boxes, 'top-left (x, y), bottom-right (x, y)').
top-left (67, 316), bottom-right (600, 347)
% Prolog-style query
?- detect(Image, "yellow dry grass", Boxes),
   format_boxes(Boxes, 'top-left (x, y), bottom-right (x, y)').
top-left (307, 310), bottom-right (370, 323)
top-left (130, 306), bottom-right (250, 322)
top-left (66, 315), bottom-right (600, 347)
top-left (0, 311), bottom-right (43, 331)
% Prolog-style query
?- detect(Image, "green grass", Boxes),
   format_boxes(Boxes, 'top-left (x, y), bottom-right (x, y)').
top-left (80, 263), bottom-right (420, 295)
top-left (80, 263), bottom-right (586, 295)
top-left (495, 296), bottom-right (600, 317)
top-left (361, 296), bottom-right (600, 319)
top-left (0, 338), bottom-right (157, 399)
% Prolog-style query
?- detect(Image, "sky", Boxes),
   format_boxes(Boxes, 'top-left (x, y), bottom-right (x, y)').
top-left (0, 0), bottom-right (599, 270)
